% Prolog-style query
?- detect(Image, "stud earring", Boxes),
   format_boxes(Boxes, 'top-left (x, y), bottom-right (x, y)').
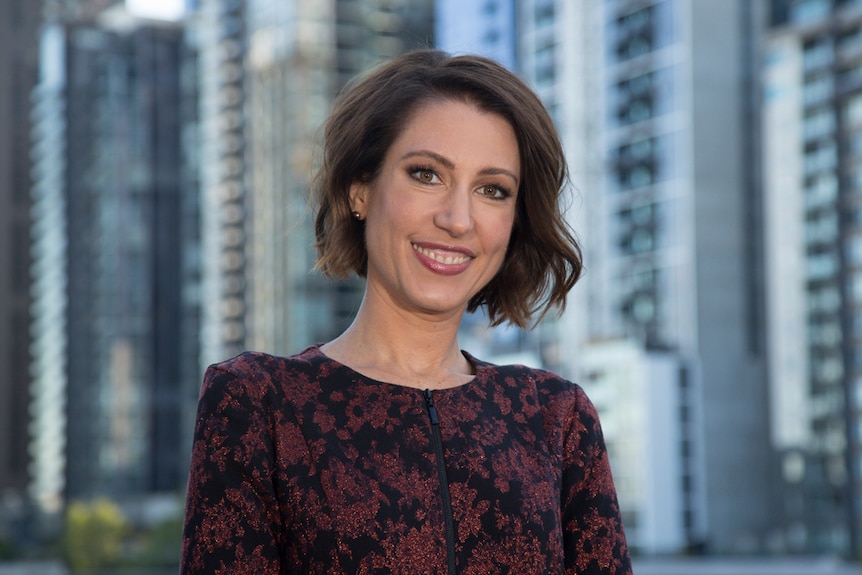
top-left (352, 211), bottom-right (363, 220)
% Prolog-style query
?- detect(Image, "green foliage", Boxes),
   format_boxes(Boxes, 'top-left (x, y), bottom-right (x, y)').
top-left (63, 498), bottom-right (129, 571)
top-left (60, 496), bottom-right (185, 571)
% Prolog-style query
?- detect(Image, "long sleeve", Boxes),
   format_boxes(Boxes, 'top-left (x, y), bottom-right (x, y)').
top-left (180, 364), bottom-right (284, 574)
top-left (561, 386), bottom-right (632, 575)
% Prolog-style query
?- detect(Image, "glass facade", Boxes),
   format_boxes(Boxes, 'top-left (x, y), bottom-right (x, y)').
top-left (765, 0), bottom-right (862, 556)
top-left (597, 0), bottom-right (774, 554)
top-left (0, 0), bottom-right (41, 527)
top-left (197, 0), bottom-right (250, 367)
top-left (606, 1), bottom-right (677, 349)
top-left (27, 14), bottom-right (202, 508)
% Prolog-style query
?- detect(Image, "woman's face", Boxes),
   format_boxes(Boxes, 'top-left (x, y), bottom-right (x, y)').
top-left (350, 98), bottom-right (520, 321)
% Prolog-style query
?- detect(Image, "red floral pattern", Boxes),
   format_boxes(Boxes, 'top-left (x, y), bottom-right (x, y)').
top-left (180, 346), bottom-right (632, 574)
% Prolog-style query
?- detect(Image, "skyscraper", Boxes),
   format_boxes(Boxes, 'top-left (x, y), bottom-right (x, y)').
top-left (438, 0), bottom-right (779, 555)
top-left (194, 0), bottom-right (250, 367)
top-left (0, 0), bottom-right (45, 525)
top-left (194, 0), bottom-right (435, 361)
top-left (546, 0), bottom-right (775, 555)
top-left (763, 0), bottom-right (862, 557)
top-left (29, 2), bottom-right (201, 507)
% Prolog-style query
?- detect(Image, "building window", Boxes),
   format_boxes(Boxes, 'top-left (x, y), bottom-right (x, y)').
top-left (803, 108), bottom-right (835, 141)
top-left (793, 0), bottom-right (832, 25)
top-left (616, 72), bottom-right (653, 124)
top-left (838, 26), bottom-right (862, 55)
top-left (615, 5), bottom-right (654, 60)
top-left (840, 63), bottom-right (862, 93)
top-left (620, 229), bottom-right (655, 255)
top-left (615, 68), bottom-right (673, 125)
top-left (621, 292), bottom-right (656, 323)
top-left (809, 286), bottom-right (841, 313)
top-left (812, 354), bottom-right (844, 384)
top-left (804, 140), bottom-right (837, 175)
top-left (805, 174), bottom-right (838, 208)
top-left (616, 135), bottom-right (672, 189)
top-left (618, 164), bottom-right (655, 189)
top-left (535, 41), bottom-right (557, 85)
top-left (805, 210), bottom-right (838, 244)
top-left (803, 38), bottom-right (833, 72)
top-left (809, 320), bottom-right (842, 347)
top-left (803, 75), bottom-right (834, 106)
top-left (806, 251), bottom-right (838, 281)
top-left (618, 137), bottom-right (654, 163)
top-left (535, 0), bottom-right (554, 25)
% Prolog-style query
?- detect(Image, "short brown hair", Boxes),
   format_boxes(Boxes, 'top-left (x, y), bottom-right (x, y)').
top-left (312, 49), bottom-right (582, 328)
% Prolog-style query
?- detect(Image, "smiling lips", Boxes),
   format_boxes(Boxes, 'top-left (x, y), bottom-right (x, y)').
top-left (412, 242), bottom-right (474, 274)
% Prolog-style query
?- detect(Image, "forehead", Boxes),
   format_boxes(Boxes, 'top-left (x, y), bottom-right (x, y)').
top-left (385, 98), bottom-right (520, 168)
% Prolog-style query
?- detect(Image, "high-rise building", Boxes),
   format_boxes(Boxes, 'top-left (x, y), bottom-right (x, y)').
top-left (194, 0), bottom-right (250, 367)
top-left (0, 0), bottom-right (45, 525)
top-left (193, 0), bottom-right (435, 361)
top-left (29, 2), bottom-right (201, 508)
top-left (28, 15), bottom-right (69, 518)
top-left (438, 0), bottom-right (778, 555)
top-left (763, 0), bottom-right (862, 557)
top-left (242, 0), bottom-right (339, 356)
top-left (544, 0), bottom-right (775, 555)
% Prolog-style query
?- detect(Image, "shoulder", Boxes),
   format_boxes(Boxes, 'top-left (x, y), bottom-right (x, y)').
top-left (207, 346), bottom-right (320, 379)
top-left (199, 346), bottom-right (329, 403)
top-left (470, 354), bottom-right (600, 425)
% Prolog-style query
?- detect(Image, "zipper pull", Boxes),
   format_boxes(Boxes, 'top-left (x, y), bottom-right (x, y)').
top-left (424, 389), bottom-right (439, 425)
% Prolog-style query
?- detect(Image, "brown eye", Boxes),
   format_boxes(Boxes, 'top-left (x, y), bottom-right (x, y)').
top-left (479, 185), bottom-right (508, 199)
top-left (410, 167), bottom-right (440, 184)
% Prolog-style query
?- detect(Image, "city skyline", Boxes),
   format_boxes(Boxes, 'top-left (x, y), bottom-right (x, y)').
top-left (2, 0), bottom-right (862, 569)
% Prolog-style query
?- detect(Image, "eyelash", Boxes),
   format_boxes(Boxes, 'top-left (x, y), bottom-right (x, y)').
top-left (480, 184), bottom-right (511, 200)
top-left (407, 165), bottom-right (439, 184)
top-left (406, 165), bottom-right (512, 200)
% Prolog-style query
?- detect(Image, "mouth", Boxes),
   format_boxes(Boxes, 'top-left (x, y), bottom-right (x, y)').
top-left (411, 243), bottom-right (474, 265)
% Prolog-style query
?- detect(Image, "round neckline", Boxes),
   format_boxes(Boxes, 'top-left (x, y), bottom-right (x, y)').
top-left (310, 344), bottom-right (487, 393)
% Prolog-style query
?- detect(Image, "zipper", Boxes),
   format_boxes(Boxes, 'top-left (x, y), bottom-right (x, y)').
top-left (424, 389), bottom-right (457, 575)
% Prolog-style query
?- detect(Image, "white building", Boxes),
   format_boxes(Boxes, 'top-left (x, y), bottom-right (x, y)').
top-left (579, 339), bottom-right (691, 554)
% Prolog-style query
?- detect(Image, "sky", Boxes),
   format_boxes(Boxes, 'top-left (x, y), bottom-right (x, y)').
top-left (125, 0), bottom-right (186, 21)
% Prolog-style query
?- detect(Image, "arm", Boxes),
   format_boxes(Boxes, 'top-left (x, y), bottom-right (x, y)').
top-left (562, 386), bottom-right (632, 575)
top-left (180, 363), bottom-right (283, 574)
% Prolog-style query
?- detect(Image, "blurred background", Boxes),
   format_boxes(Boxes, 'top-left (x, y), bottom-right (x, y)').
top-left (3, 0), bottom-right (862, 572)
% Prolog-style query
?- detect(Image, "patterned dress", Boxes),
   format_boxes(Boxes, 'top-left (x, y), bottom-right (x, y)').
top-left (180, 346), bottom-right (632, 574)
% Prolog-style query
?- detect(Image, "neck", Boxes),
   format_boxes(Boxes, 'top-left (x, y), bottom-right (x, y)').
top-left (321, 295), bottom-right (474, 390)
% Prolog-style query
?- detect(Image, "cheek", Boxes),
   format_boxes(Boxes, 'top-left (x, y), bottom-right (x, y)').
top-left (492, 211), bottom-right (517, 251)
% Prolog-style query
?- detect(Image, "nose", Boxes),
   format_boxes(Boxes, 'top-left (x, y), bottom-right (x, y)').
top-left (434, 188), bottom-right (474, 237)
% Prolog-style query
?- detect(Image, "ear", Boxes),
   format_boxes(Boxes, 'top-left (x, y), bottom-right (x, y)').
top-left (349, 181), bottom-right (369, 217)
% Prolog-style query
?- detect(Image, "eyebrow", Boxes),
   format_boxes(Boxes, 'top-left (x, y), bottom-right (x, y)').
top-left (400, 150), bottom-right (520, 186)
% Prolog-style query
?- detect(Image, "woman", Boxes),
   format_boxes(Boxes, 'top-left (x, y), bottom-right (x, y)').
top-left (181, 49), bottom-right (632, 574)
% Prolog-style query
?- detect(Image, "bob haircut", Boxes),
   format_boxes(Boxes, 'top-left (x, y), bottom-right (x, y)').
top-left (312, 49), bottom-right (582, 328)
